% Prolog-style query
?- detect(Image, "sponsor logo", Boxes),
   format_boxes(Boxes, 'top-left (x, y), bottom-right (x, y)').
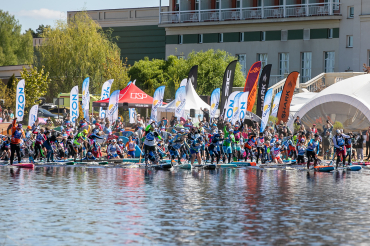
top-left (131, 93), bottom-right (148, 99)
top-left (225, 70), bottom-right (232, 97)
top-left (250, 67), bottom-right (260, 73)
top-left (281, 90), bottom-right (290, 119)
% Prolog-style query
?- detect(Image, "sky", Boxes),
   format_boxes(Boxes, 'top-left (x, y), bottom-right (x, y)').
top-left (3, 0), bottom-right (170, 33)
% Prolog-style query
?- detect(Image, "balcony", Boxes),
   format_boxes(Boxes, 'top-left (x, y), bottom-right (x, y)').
top-left (159, 1), bottom-right (341, 25)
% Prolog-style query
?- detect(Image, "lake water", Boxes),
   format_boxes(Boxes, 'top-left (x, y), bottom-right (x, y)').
top-left (0, 165), bottom-right (369, 245)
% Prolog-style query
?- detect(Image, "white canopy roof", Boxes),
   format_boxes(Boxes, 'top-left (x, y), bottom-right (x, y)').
top-left (287, 74), bottom-right (370, 131)
top-left (157, 81), bottom-right (210, 121)
top-left (289, 90), bottom-right (317, 117)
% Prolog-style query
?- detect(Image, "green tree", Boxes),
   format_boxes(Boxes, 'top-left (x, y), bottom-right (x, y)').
top-left (128, 49), bottom-right (244, 99)
top-left (4, 74), bottom-right (18, 109)
top-left (20, 65), bottom-right (51, 114)
top-left (37, 12), bottom-right (130, 100)
top-left (77, 103), bottom-right (84, 122)
top-left (0, 10), bottom-right (33, 66)
top-left (333, 121), bottom-right (343, 132)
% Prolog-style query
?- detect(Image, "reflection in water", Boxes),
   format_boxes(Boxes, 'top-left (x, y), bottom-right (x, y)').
top-left (0, 166), bottom-right (368, 245)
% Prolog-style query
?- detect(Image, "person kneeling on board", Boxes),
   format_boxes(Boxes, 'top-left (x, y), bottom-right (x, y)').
top-left (10, 117), bottom-right (25, 165)
top-left (271, 141), bottom-right (283, 164)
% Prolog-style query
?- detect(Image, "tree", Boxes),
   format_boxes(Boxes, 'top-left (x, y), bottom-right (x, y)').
top-left (20, 66), bottom-right (51, 114)
top-left (77, 103), bottom-right (84, 122)
top-left (333, 121), bottom-right (344, 132)
top-left (37, 12), bottom-right (130, 100)
top-left (0, 10), bottom-right (33, 66)
top-left (128, 49), bottom-right (244, 99)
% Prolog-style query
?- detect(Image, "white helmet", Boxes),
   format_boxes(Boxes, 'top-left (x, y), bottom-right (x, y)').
top-left (112, 139), bottom-right (117, 143)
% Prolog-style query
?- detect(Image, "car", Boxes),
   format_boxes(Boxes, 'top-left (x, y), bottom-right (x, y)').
top-left (38, 108), bottom-right (62, 119)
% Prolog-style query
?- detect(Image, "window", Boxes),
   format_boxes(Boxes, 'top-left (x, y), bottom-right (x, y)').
top-left (236, 0), bottom-right (241, 8)
top-left (239, 32), bottom-right (244, 42)
top-left (175, 0), bottom-right (179, 11)
top-left (178, 55), bottom-right (185, 59)
top-left (195, 0), bottom-right (199, 10)
top-left (324, 52), bottom-right (335, 72)
top-left (257, 53), bottom-right (268, 69)
top-left (216, 0), bottom-right (220, 9)
top-left (279, 53), bottom-right (289, 76)
top-left (348, 6), bottom-right (354, 18)
top-left (237, 54), bottom-right (247, 77)
top-left (333, 0), bottom-right (340, 10)
top-left (260, 31), bottom-right (266, 41)
top-left (198, 34), bottom-right (203, 44)
top-left (301, 52), bottom-right (312, 83)
top-left (328, 28), bottom-right (333, 39)
top-left (218, 33), bottom-right (223, 43)
top-left (178, 35), bottom-right (183, 44)
top-left (347, 35), bottom-right (353, 47)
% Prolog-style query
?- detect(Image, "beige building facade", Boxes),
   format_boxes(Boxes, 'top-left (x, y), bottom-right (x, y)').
top-left (159, 0), bottom-right (370, 85)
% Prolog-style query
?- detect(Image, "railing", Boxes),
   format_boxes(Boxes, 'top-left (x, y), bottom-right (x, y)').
top-left (160, 2), bottom-right (341, 24)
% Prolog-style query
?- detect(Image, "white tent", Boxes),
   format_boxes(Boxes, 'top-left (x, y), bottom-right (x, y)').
top-left (287, 74), bottom-right (370, 131)
top-left (289, 89), bottom-right (317, 118)
top-left (157, 81), bottom-right (210, 122)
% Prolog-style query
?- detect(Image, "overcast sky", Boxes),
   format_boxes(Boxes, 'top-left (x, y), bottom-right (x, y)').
top-left (3, 0), bottom-right (170, 33)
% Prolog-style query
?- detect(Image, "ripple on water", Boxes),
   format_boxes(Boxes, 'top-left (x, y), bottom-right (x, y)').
top-left (0, 166), bottom-right (369, 245)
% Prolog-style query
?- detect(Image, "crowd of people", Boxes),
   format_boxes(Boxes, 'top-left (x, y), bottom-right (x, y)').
top-left (2, 111), bottom-right (370, 169)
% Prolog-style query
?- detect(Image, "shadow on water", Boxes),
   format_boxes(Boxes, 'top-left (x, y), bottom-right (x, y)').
top-left (0, 166), bottom-right (369, 245)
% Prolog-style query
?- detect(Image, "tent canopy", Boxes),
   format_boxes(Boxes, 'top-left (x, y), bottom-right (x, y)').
top-left (287, 74), bottom-right (370, 131)
top-left (93, 83), bottom-right (156, 108)
top-left (157, 81), bottom-right (210, 121)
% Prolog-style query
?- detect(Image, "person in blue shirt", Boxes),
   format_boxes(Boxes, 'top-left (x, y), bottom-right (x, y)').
top-left (306, 134), bottom-right (320, 169)
top-left (297, 139), bottom-right (306, 165)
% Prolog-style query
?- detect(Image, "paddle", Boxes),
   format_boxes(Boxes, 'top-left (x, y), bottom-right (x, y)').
top-left (138, 144), bottom-right (145, 163)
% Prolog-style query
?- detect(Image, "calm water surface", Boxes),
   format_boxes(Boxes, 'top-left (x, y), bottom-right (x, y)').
top-left (0, 165), bottom-right (369, 245)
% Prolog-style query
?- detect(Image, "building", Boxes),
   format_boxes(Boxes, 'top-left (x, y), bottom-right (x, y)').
top-left (69, 1), bottom-right (370, 85)
top-left (67, 7), bottom-right (169, 66)
top-left (159, 0), bottom-right (370, 85)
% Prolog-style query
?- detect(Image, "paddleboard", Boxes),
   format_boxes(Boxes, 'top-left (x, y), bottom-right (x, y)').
top-left (13, 163), bottom-right (35, 168)
top-left (203, 164), bottom-right (216, 170)
top-left (178, 163), bottom-right (191, 169)
top-left (231, 162), bottom-right (256, 166)
top-left (65, 162), bottom-right (75, 165)
top-left (153, 163), bottom-right (172, 170)
top-left (217, 164), bottom-right (238, 168)
top-left (314, 166), bottom-right (334, 172)
top-left (346, 165), bottom-right (362, 171)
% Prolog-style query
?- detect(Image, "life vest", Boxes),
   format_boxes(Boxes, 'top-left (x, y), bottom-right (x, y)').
top-left (272, 147), bottom-right (281, 157)
top-left (307, 140), bottom-right (319, 151)
top-left (297, 146), bottom-right (306, 155)
top-left (128, 141), bottom-right (136, 151)
top-left (11, 129), bottom-right (23, 144)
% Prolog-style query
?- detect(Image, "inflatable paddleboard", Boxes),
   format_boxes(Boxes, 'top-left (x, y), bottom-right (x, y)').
top-left (231, 162), bottom-right (257, 166)
top-left (153, 163), bottom-right (172, 170)
top-left (13, 163), bottom-right (34, 168)
top-left (314, 166), bottom-right (334, 172)
top-left (178, 163), bottom-right (191, 169)
top-left (98, 161), bottom-right (109, 165)
top-left (352, 162), bottom-right (370, 166)
top-left (218, 164), bottom-right (237, 168)
top-left (65, 162), bottom-right (75, 165)
top-left (346, 165), bottom-right (362, 171)
top-left (203, 164), bottom-right (216, 170)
